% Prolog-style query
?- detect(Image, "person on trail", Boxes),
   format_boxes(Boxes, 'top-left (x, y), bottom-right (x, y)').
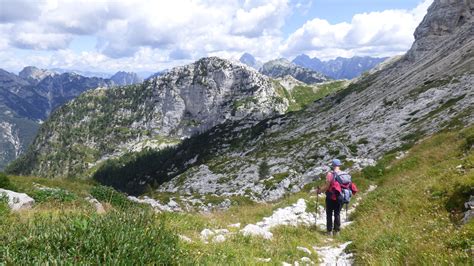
top-left (317, 159), bottom-right (343, 235)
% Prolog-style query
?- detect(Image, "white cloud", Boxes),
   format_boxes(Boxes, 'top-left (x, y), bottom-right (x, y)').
top-left (0, 0), bottom-right (46, 22)
top-left (9, 22), bottom-right (73, 50)
top-left (0, 0), bottom-right (433, 72)
top-left (231, 0), bottom-right (289, 37)
top-left (281, 0), bottom-right (433, 59)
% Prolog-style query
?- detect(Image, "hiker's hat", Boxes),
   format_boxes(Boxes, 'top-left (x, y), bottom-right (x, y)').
top-left (332, 158), bottom-right (342, 167)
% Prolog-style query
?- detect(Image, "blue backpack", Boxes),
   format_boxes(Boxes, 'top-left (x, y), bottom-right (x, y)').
top-left (334, 171), bottom-right (352, 204)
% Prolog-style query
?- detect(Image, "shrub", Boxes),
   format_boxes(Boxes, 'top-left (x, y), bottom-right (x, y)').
top-left (258, 161), bottom-right (270, 179)
top-left (0, 194), bottom-right (9, 217)
top-left (31, 189), bottom-right (77, 203)
top-left (0, 173), bottom-right (16, 191)
top-left (90, 185), bottom-right (134, 210)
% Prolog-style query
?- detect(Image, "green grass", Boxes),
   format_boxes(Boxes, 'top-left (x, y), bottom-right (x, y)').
top-left (343, 125), bottom-right (474, 264)
top-left (287, 81), bottom-right (347, 112)
top-left (0, 210), bottom-right (188, 264)
top-left (1, 125), bottom-right (472, 264)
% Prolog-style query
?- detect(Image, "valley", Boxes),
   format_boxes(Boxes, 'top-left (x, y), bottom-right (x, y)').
top-left (0, 0), bottom-right (473, 264)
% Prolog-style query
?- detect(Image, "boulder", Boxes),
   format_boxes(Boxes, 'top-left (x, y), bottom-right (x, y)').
top-left (0, 188), bottom-right (35, 211)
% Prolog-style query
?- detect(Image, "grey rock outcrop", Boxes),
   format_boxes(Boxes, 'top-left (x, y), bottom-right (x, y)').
top-left (260, 58), bottom-right (329, 84)
top-left (462, 195), bottom-right (474, 224)
top-left (0, 188), bottom-right (35, 211)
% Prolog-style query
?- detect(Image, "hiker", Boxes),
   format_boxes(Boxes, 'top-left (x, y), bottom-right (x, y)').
top-left (317, 159), bottom-right (344, 235)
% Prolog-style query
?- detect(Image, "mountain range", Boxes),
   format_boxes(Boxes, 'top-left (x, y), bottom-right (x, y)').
top-left (0, 67), bottom-right (116, 169)
top-left (7, 58), bottom-right (344, 180)
top-left (6, 0), bottom-right (473, 201)
top-left (239, 53), bottom-right (387, 80)
top-left (292, 55), bottom-right (388, 79)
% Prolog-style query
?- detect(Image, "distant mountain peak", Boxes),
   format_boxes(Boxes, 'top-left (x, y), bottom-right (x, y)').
top-left (292, 55), bottom-right (387, 79)
top-left (19, 66), bottom-right (56, 85)
top-left (260, 58), bottom-right (328, 84)
top-left (110, 71), bottom-right (142, 86)
top-left (239, 53), bottom-right (262, 70)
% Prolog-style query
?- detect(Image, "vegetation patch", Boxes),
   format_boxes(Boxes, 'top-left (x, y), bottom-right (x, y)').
top-left (0, 210), bottom-right (186, 264)
top-left (408, 77), bottom-right (459, 98)
top-left (0, 173), bottom-right (16, 191)
top-left (32, 188), bottom-right (77, 203)
top-left (90, 185), bottom-right (137, 210)
top-left (343, 125), bottom-right (474, 264)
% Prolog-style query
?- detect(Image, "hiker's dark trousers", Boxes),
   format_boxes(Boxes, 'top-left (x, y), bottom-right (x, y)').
top-left (326, 197), bottom-right (342, 232)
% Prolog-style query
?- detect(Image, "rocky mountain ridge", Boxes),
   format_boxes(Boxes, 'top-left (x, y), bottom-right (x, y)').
top-left (260, 58), bottom-right (329, 84)
top-left (292, 55), bottom-right (387, 79)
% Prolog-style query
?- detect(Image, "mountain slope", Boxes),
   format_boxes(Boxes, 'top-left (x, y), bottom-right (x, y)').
top-left (8, 57), bottom-right (290, 178)
top-left (260, 58), bottom-right (329, 84)
top-left (0, 69), bottom-right (114, 169)
top-left (292, 55), bottom-right (387, 79)
top-left (85, 0), bottom-right (473, 200)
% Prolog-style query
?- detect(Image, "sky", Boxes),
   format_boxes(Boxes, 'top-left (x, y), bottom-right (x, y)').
top-left (0, 0), bottom-right (433, 75)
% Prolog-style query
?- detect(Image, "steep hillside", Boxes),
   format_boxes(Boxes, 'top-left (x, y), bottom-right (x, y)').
top-left (292, 55), bottom-right (387, 79)
top-left (260, 59), bottom-right (329, 84)
top-left (85, 0), bottom-right (473, 200)
top-left (8, 57), bottom-right (291, 178)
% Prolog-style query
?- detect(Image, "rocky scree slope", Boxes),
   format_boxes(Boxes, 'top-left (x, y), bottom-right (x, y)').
top-left (9, 57), bottom-right (289, 178)
top-left (0, 68), bottom-right (113, 169)
top-left (260, 58), bottom-right (329, 84)
top-left (150, 0), bottom-right (473, 200)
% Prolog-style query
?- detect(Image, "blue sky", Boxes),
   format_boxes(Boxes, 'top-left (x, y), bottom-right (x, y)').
top-left (0, 0), bottom-right (432, 74)
top-left (283, 0), bottom-right (422, 36)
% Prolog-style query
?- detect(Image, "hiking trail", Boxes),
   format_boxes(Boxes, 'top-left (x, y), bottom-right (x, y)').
top-left (312, 185), bottom-right (377, 265)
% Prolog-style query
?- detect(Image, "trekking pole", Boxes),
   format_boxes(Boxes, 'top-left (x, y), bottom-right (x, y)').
top-left (315, 186), bottom-right (320, 227)
top-left (345, 203), bottom-right (348, 222)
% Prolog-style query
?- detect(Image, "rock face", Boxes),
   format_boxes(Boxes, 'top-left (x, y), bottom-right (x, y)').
top-left (407, 0), bottom-right (473, 62)
top-left (260, 58), bottom-right (329, 84)
top-left (110, 71), bottom-right (143, 86)
top-left (292, 55), bottom-right (387, 79)
top-left (19, 66), bottom-right (56, 85)
top-left (10, 57), bottom-right (289, 178)
top-left (0, 188), bottom-right (35, 211)
top-left (239, 53), bottom-right (262, 70)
